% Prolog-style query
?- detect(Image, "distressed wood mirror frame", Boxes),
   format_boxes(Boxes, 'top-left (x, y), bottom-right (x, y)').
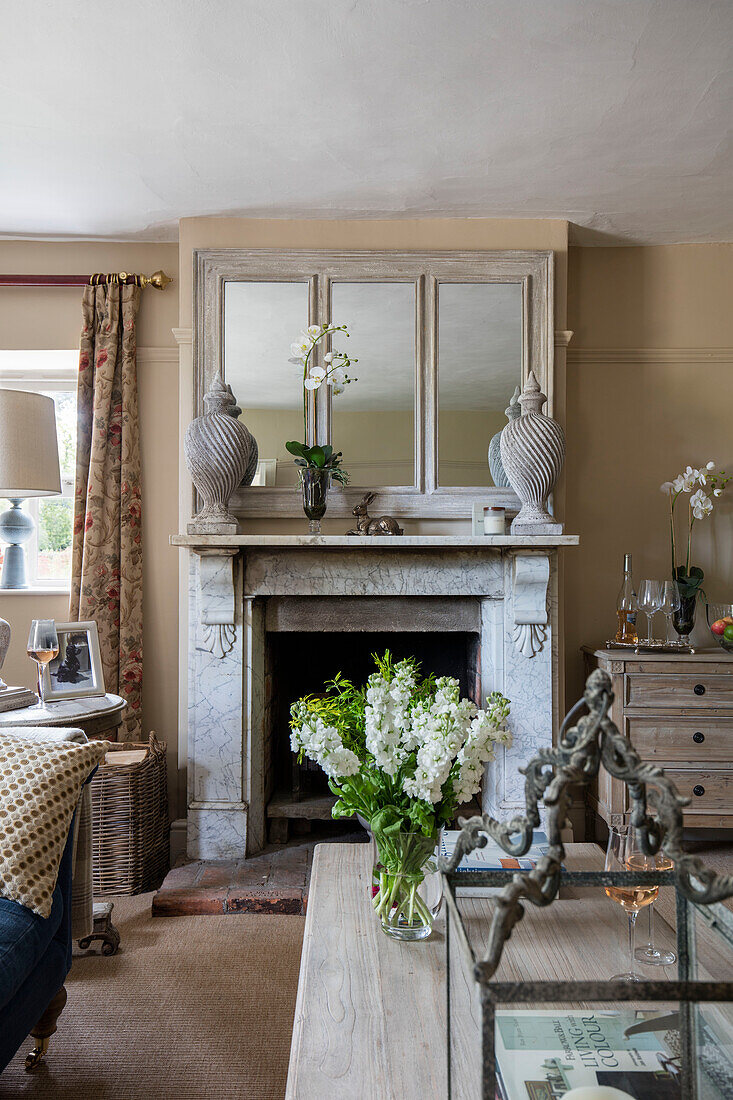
top-left (193, 248), bottom-right (554, 519)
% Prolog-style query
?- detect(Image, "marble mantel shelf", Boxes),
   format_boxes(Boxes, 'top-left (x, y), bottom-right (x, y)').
top-left (172, 533), bottom-right (579, 551)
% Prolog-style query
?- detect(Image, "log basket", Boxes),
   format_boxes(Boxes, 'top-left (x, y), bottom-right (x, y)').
top-left (90, 732), bottom-right (170, 896)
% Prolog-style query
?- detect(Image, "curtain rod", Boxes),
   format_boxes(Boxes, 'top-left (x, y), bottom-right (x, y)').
top-left (0, 270), bottom-right (172, 290)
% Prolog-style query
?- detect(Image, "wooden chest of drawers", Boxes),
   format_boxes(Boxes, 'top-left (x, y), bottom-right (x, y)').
top-left (582, 647), bottom-right (733, 832)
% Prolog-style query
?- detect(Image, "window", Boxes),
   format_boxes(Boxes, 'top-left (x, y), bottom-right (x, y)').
top-left (0, 351), bottom-right (78, 588)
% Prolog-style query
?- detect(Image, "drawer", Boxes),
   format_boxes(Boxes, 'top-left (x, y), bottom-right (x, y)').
top-left (665, 770), bottom-right (733, 814)
top-left (627, 718), bottom-right (733, 762)
top-left (625, 674), bottom-right (733, 709)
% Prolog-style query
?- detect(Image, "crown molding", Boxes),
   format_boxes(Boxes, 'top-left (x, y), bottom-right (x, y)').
top-left (567, 346), bottom-right (733, 365)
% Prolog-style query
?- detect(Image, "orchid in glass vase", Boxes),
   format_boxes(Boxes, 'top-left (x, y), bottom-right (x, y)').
top-left (290, 652), bottom-right (510, 940)
top-left (286, 323), bottom-right (357, 531)
top-left (660, 461), bottom-right (731, 641)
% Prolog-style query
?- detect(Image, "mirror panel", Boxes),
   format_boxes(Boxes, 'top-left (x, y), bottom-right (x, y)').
top-left (437, 282), bottom-right (523, 488)
top-left (224, 280), bottom-right (310, 487)
top-left (329, 281), bottom-right (416, 488)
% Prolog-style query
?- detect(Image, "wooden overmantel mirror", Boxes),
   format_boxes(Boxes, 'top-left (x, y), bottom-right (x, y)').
top-left (193, 248), bottom-right (554, 519)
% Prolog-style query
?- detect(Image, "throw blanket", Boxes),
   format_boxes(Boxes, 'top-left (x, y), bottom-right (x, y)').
top-left (1, 726), bottom-right (99, 938)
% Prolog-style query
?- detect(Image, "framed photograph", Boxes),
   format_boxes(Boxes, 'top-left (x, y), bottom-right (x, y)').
top-left (42, 621), bottom-right (106, 701)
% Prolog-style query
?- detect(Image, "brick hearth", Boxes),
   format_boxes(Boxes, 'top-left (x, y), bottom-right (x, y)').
top-left (152, 831), bottom-right (368, 916)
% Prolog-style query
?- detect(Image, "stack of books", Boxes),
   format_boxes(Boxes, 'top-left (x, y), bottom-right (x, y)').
top-left (0, 685), bottom-right (39, 713)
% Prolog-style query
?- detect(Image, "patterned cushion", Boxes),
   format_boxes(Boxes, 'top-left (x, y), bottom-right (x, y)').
top-left (0, 733), bottom-right (108, 918)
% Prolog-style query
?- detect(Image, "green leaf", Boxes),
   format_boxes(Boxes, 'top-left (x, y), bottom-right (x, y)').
top-left (285, 440), bottom-right (309, 459)
top-left (308, 445), bottom-right (326, 467)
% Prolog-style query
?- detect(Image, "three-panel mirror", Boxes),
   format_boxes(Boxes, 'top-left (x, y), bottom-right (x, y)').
top-left (197, 250), bottom-right (553, 517)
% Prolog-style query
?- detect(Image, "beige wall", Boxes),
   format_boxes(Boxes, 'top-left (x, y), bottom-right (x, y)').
top-left (0, 241), bottom-right (180, 800)
top-left (565, 244), bottom-right (733, 703)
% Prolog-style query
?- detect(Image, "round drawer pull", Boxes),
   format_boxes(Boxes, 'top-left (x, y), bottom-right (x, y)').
top-left (693, 732), bottom-right (705, 744)
top-left (693, 784), bottom-right (705, 797)
top-left (694, 684), bottom-right (706, 696)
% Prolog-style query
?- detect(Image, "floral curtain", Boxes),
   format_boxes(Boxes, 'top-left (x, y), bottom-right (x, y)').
top-left (70, 283), bottom-right (143, 737)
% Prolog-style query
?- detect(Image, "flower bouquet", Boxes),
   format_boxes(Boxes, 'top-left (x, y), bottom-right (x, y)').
top-left (290, 652), bottom-right (510, 940)
top-left (660, 462), bottom-right (730, 641)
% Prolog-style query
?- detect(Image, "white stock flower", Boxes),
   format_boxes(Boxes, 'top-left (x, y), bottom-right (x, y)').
top-left (291, 718), bottom-right (360, 780)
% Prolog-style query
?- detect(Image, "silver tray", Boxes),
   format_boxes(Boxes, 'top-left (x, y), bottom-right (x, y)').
top-left (605, 639), bottom-right (694, 654)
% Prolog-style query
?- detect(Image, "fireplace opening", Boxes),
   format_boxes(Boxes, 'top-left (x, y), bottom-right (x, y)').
top-left (265, 630), bottom-right (480, 840)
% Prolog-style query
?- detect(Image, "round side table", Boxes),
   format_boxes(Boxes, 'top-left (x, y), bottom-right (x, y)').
top-left (0, 693), bottom-right (127, 740)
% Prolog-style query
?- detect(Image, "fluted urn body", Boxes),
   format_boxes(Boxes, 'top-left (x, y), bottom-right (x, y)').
top-left (185, 378), bottom-right (258, 533)
top-left (488, 386), bottom-right (520, 488)
top-left (500, 371), bottom-right (565, 533)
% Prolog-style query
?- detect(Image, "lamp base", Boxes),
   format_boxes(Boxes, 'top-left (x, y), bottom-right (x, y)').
top-left (0, 499), bottom-right (33, 589)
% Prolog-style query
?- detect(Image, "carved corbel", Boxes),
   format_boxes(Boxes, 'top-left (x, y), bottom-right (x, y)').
top-left (197, 550), bottom-right (237, 659)
top-left (511, 553), bottom-right (549, 658)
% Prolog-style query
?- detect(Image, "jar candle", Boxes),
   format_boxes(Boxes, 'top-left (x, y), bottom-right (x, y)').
top-left (483, 507), bottom-right (505, 535)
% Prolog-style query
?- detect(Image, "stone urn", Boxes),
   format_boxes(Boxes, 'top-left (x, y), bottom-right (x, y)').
top-left (500, 371), bottom-right (565, 534)
top-left (185, 378), bottom-right (258, 533)
top-left (487, 386), bottom-right (520, 488)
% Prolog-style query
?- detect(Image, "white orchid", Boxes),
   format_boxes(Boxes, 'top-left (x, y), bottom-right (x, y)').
top-left (287, 322), bottom-right (358, 440)
top-left (660, 461), bottom-right (730, 593)
top-left (691, 489), bottom-right (713, 520)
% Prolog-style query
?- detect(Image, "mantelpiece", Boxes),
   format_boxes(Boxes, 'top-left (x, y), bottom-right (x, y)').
top-left (174, 533), bottom-right (578, 860)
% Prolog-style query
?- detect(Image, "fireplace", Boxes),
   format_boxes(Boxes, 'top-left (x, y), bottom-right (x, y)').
top-left (264, 608), bottom-right (482, 839)
top-left (175, 534), bottom-right (577, 861)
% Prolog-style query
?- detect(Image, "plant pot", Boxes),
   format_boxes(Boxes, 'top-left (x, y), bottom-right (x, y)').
top-left (371, 830), bottom-right (442, 941)
top-left (298, 468), bottom-right (331, 534)
top-left (673, 591), bottom-right (697, 645)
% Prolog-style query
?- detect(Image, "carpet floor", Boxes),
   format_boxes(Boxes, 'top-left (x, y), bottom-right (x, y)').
top-left (0, 893), bottom-right (304, 1100)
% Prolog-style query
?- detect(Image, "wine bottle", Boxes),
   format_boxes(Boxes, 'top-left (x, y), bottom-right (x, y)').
top-left (615, 553), bottom-right (638, 644)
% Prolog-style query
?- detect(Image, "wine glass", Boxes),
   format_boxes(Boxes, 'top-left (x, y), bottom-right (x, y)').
top-left (27, 619), bottom-right (59, 710)
top-left (661, 581), bottom-right (682, 643)
top-left (638, 580), bottom-right (663, 645)
top-left (635, 853), bottom-right (677, 966)
top-left (604, 824), bottom-right (659, 981)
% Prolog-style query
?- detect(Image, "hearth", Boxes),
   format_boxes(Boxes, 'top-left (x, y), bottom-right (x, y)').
top-left (173, 534), bottom-right (578, 861)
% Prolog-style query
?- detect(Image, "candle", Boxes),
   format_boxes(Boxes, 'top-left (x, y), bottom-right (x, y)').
top-left (483, 507), bottom-right (505, 535)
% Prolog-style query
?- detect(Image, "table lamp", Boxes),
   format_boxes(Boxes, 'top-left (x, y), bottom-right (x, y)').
top-left (0, 390), bottom-right (61, 588)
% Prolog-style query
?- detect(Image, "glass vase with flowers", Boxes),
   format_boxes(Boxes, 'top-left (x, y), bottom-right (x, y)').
top-left (290, 652), bottom-right (510, 941)
top-left (286, 323), bottom-right (357, 532)
top-left (659, 462), bottom-right (731, 644)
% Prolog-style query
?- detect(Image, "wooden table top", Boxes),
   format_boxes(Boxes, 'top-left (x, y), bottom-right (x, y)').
top-left (285, 842), bottom-right (695, 1100)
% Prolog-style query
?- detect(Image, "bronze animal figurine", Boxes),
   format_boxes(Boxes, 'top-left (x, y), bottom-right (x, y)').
top-left (347, 492), bottom-right (403, 536)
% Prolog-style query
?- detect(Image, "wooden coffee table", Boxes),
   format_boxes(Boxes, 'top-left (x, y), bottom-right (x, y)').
top-left (285, 842), bottom-right (682, 1100)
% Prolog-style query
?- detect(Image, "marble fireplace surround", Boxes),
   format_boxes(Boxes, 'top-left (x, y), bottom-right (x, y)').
top-left (172, 534), bottom-right (579, 861)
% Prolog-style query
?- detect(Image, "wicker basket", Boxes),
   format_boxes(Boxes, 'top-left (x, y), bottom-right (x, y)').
top-left (91, 732), bottom-right (170, 896)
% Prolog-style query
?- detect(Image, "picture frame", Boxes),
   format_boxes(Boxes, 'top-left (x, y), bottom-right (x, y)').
top-left (42, 621), bottom-right (106, 701)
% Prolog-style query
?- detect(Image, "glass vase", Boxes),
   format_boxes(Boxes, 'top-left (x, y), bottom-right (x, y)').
top-left (298, 468), bottom-right (331, 534)
top-left (672, 590), bottom-right (697, 645)
top-left (371, 830), bottom-right (442, 942)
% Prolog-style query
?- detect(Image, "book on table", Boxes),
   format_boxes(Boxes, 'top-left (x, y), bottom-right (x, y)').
top-left (441, 829), bottom-right (549, 896)
top-left (493, 1008), bottom-right (733, 1100)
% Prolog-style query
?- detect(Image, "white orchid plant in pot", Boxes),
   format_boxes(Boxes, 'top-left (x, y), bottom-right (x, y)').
top-left (660, 461), bottom-right (731, 641)
top-left (290, 652), bottom-right (510, 940)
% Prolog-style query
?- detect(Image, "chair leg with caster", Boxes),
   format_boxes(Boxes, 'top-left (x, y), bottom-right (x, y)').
top-left (25, 986), bottom-right (67, 1071)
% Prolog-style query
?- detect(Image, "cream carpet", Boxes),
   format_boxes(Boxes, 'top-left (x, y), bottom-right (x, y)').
top-left (0, 893), bottom-right (304, 1099)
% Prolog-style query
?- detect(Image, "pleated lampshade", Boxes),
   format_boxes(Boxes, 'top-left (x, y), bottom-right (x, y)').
top-left (0, 389), bottom-right (61, 496)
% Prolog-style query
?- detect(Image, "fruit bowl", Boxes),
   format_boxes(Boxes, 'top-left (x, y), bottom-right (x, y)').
top-left (706, 603), bottom-right (733, 652)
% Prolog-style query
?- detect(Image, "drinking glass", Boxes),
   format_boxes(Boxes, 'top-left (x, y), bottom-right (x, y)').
top-left (604, 824), bottom-right (658, 981)
top-left (27, 619), bottom-right (59, 710)
top-left (661, 581), bottom-right (682, 643)
top-left (638, 579), bottom-right (663, 644)
top-left (635, 853), bottom-right (676, 966)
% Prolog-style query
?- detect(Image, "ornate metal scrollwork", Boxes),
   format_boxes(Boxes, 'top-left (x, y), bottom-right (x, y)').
top-left (439, 667), bottom-right (733, 979)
